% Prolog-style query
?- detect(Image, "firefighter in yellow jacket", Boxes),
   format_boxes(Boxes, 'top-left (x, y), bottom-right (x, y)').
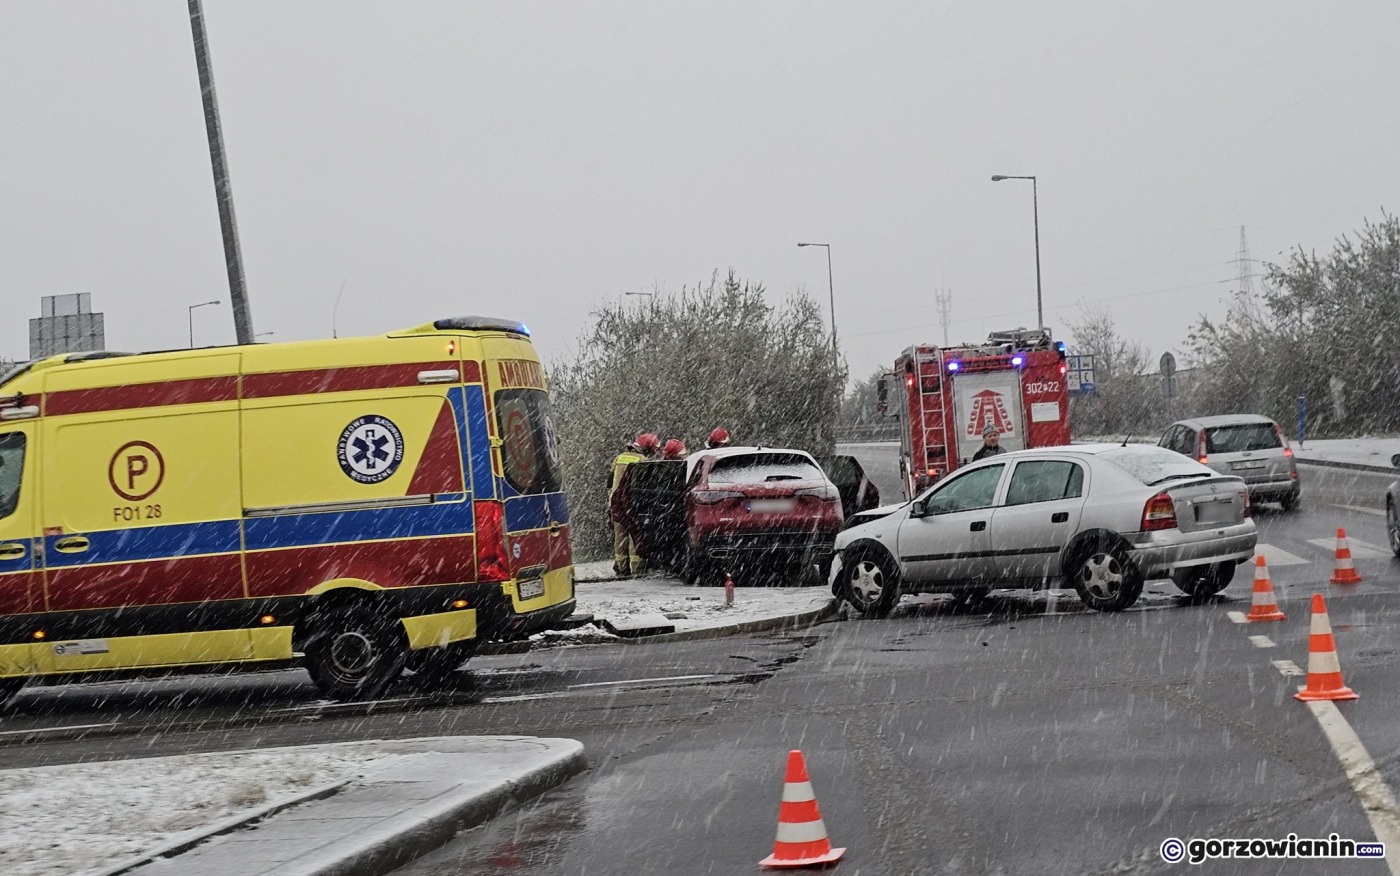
top-left (609, 432), bottom-right (659, 576)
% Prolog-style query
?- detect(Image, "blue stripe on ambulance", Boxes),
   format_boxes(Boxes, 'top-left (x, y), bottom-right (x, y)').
top-left (44, 520), bottom-right (242, 568)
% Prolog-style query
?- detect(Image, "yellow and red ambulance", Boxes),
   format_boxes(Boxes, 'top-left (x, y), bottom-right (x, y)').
top-left (0, 316), bottom-right (575, 702)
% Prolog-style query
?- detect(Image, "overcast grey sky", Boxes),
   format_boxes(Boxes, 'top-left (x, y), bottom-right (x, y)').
top-left (2, 2), bottom-right (1396, 379)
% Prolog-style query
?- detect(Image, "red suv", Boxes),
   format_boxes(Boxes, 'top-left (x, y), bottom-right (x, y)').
top-left (683, 448), bottom-right (845, 583)
top-left (614, 447), bottom-right (857, 585)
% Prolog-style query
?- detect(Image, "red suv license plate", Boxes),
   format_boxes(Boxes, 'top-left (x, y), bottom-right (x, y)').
top-left (748, 499), bottom-right (795, 514)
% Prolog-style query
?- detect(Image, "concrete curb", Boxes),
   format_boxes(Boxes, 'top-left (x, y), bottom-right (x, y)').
top-left (296, 742), bottom-right (587, 876)
top-left (616, 597), bottom-right (838, 645)
top-left (1295, 457), bottom-right (1397, 476)
top-left (94, 780), bottom-right (353, 876)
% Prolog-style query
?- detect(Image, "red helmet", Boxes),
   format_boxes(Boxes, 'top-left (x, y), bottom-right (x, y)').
top-left (707, 427), bottom-right (731, 448)
top-left (662, 438), bottom-right (686, 460)
top-left (635, 432), bottom-right (661, 453)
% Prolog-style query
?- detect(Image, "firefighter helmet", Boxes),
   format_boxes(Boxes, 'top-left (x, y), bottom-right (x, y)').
top-left (635, 432), bottom-right (661, 454)
top-left (662, 438), bottom-right (687, 460)
top-left (706, 427), bottom-right (731, 448)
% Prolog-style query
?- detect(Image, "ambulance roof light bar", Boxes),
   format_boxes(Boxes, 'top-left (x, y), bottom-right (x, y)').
top-left (431, 316), bottom-right (530, 336)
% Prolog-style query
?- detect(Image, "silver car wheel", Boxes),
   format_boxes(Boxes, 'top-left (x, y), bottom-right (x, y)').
top-left (1078, 552), bottom-right (1124, 599)
top-left (849, 559), bottom-right (885, 605)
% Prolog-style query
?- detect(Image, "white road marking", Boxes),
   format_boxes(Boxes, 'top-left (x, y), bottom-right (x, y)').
top-left (0, 722), bottom-right (117, 737)
top-left (1302, 700), bottom-right (1400, 876)
top-left (1307, 537), bottom-right (1390, 559)
top-left (1227, 611), bottom-right (1248, 625)
top-left (568, 674), bottom-right (716, 689)
top-left (1247, 635), bottom-right (1276, 648)
top-left (1253, 544), bottom-right (1309, 567)
top-left (1271, 659), bottom-right (1304, 677)
top-left (1333, 504), bottom-right (1387, 518)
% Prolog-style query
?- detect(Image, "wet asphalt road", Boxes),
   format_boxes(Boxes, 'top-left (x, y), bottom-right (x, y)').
top-left (4, 463), bottom-right (1399, 874)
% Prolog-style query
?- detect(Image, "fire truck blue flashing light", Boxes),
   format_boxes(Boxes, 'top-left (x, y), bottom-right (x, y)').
top-left (1056, 341), bottom-right (1067, 354)
top-left (1011, 355), bottom-right (1025, 367)
top-left (947, 361), bottom-right (960, 372)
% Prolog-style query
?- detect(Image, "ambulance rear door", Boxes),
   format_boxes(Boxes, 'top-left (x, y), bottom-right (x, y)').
top-left (951, 371), bottom-right (1026, 463)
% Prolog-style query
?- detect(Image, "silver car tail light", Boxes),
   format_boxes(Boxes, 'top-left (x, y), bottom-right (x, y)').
top-left (1141, 491), bottom-right (1178, 531)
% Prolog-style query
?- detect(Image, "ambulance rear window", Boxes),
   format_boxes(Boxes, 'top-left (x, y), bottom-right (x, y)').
top-left (495, 389), bottom-right (563, 495)
top-left (0, 432), bottom-right (24, 519)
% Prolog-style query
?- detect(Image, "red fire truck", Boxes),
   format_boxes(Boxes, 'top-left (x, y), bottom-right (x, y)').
top-left (879, 328), bottom-right (1072, 499)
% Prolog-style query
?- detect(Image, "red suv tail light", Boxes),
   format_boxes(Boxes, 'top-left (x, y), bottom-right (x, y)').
top-left (1243, 489), bottom-right (1252, 518)
top-left (692, 489), bottom-right (744, 505)
top-left (1141, 491), bottom-right (1178, 531)
top-left (795, 484), bottom-right (839, 501)
top-left (474, 499), bottom-right (510, 582)
top-left (1196, 430), bottom-right (1208, 465)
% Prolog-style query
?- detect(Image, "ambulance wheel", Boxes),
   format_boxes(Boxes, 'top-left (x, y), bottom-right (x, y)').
top-left (405, 640), bottom-right (478, 685)
top-left (1171, 562), bottom-right (1235, 598)
top-left (0, 677), bottom-right (26, 707)
top-left (303, 605), bottom-right (408, 701)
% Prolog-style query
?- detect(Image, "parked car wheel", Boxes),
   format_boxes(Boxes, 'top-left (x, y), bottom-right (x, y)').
top-left (838, 549), bottom-right (900, 617)
top-left (1171, 562), bottom-right (1235, 598)
top-left (1067, 539), bottom-right (1143, 612)
top-left (684, 548), bottom-right (714, 586)
top-left (1279, 492), bottom-right (1300, 512)
top-left (1388, 501), bottom-right (1400, 558)
top-left (303, 604), bottom-right (407, 701)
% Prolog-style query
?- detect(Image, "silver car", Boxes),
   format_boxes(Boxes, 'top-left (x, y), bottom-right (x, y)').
top-left (1160, 414), bottom-right (1300, 510)
top-left (830, 444), bottom-right (1258, 615)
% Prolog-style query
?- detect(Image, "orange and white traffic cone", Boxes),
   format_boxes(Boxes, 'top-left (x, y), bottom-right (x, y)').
top-left (1330, 528), bottom-right (1363, 584)
top-left (759, 750), bottom-right (846, 869)
top-left (1295, 593), bottom-right (1358, 702)
top-left (1245, 555), bottom-right (1285, 622)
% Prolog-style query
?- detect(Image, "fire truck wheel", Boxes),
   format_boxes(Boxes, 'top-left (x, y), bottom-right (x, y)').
top-left (839, 550), bottom-right (899, 617)
top-left (303, 605), bottom-right (408, 701)
top-left (405, 640), bottom-right (478, 685)
top-left (0, 677), bottom-right (26, 707)
top-left (1170, 562), bottom-right (1235, 598)
top-left (1067, 540), bottom-right (1143, 612)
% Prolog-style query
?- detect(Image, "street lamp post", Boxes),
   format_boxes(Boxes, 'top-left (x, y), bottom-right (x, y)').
top-left (990, 175), bottom-right (1043, 332)
top-left (189, 299), bottom-right (221, 348)
top-left (797, 242), bottom-right (837, 354)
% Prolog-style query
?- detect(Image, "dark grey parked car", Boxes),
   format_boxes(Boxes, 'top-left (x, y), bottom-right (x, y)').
top-left (1160, 414), bottom-right (1300, 510)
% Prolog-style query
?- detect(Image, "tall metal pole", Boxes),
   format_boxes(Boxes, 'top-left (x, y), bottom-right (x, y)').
top-left (188, 0), bottom-right (255, 345)
top-left (798, 242), bottom-right (837, 355)
top-left (1031, 176), bottom-right (1043, 332)
top-left (991, 175), bottom-right (1044, 332)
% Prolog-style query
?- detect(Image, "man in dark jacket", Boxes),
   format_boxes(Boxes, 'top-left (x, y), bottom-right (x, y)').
top-left (971, 425), bottom-right (1006, 461)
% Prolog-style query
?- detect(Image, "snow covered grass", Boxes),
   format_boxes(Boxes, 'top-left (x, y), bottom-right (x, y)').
top-left (0, 743), bottom-right (406, 876)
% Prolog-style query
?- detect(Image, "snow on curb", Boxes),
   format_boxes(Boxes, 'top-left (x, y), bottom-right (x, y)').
top-left (0, 742), bottom-right (409, 876)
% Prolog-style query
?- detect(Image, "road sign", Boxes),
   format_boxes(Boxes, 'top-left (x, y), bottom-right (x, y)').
top-left (1160, 352), bottom-right (1176, 378)
top-left (1066, 354), bottom-right (1096, 395)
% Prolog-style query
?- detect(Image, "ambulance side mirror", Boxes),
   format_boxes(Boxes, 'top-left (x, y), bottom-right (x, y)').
top-left (876, 377), bottom-right (889, 416)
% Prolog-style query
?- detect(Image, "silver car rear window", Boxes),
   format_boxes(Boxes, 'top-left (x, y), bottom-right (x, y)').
top-left (1099, 445), bottom-right (1211, 486)
top-left (1205, 423), bottom-right (1281, 453)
